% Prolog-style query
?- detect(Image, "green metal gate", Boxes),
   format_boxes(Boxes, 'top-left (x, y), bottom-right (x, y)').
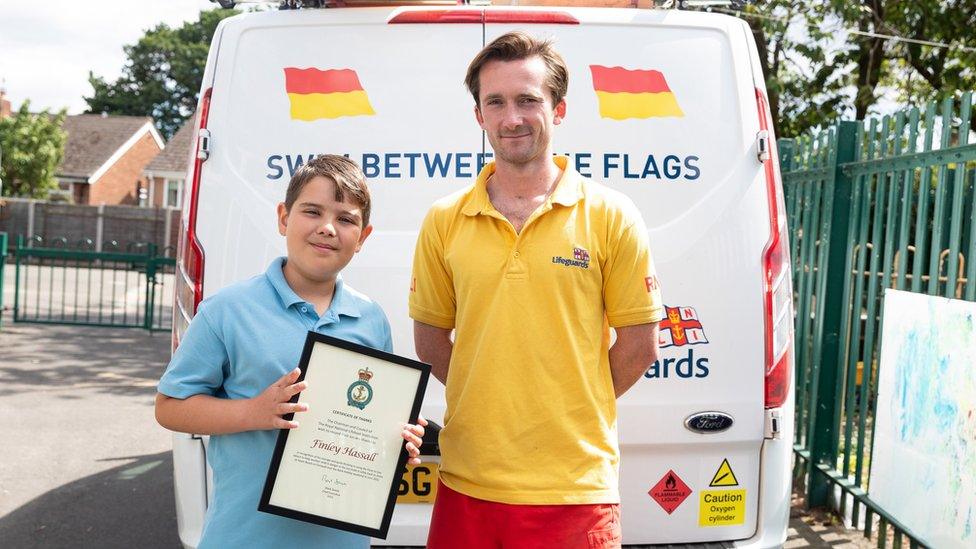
top-left (12, 235), bottom-right (176, 332)
top-left (0, 231), bottom-right (7, 329)
top-left (783, 91), bottom-right (975, 547)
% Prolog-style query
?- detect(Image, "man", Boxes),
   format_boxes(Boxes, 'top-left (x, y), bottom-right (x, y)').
top-left (409, 32), bottom-right (664, 548)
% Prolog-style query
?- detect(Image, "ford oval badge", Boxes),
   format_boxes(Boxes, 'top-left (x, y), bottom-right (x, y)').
top-left (685, 412), bottom-right (734, 434)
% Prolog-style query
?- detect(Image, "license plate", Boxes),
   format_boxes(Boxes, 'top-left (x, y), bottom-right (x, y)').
top-left (396, 462), bottom-right (439, 503)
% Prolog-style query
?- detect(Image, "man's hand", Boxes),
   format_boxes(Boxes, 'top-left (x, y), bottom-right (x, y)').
top-left (401, 415), bottom-right (429, 465)
top-left (245, 367), bottom-right (310, 430)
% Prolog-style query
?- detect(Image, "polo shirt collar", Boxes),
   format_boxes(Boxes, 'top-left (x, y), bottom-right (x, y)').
top-left (461, 155), bottom-right (583, 216)
top-left (329, 277), bottom-right (362, 318)
top-left (265, 257), bottom-right (362, 318)
top-left (549, 156), bottom-right (584, 207)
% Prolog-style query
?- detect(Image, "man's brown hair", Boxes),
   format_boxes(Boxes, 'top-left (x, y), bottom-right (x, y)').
top-left (284, 154), bottom-right (372, 227)
top-left (464, 31), bottom-right (569, 107)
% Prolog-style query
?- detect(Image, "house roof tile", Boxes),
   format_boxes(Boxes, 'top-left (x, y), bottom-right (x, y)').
top-left (146, 115), bottom-right (195, 174)
top-left (58, 114), bottom-right (156, 179)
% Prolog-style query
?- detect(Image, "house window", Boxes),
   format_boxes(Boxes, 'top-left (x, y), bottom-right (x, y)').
top-left (164, 178), bottom-right (184, 208)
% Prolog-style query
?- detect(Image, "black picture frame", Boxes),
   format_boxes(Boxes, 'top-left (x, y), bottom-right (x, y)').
top-left (258, 332), bottom-right (431, 539)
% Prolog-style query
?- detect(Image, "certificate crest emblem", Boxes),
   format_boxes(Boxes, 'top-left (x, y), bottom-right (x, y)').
top-left (347, 367), bottom-right (374, 410)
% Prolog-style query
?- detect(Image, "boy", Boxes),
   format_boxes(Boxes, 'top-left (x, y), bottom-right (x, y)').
top-left (156, 154), bottom-right (425, 548)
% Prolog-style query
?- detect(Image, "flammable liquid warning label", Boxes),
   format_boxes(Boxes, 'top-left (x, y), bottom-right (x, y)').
top-left (698, 489), bottom-right (746, 526)
top-left (649, 469), bottom-right (692, 514)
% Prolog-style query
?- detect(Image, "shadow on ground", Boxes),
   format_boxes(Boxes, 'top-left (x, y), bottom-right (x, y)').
top-left (0, 322), bottom-right (170, 398)
top-left (0, 451), bottom-right (179, 549)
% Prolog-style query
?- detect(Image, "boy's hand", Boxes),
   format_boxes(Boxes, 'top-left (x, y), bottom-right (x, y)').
top-left (248, 367), bottom-right (309, 430)
top-left (401, 415), bottom-right (428, 465)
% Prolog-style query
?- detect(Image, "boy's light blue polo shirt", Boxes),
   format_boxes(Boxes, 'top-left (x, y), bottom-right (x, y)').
top-left (158, 257), bottom-right (392, 549)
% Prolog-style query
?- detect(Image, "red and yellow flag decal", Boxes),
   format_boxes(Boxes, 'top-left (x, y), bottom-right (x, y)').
top-left (284, 67), bottom-right (375, 120)
top-left (589, 65), bottom-right (683, 120)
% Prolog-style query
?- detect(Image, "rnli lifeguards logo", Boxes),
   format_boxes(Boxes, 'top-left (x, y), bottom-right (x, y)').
top-left (347, 367), bottom-right (374, 410)
top-left (659, 305), bottom-right (709, 348)
top-left (552, 246), bottom-right (590, 269)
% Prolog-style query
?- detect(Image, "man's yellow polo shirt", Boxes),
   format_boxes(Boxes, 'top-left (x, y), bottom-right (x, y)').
top-left (409, 156), bottom-right (664, 504)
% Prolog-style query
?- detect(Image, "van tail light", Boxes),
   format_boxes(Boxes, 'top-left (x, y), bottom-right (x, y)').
top-left (388, 9), bottom-right (579, 24)
top-left (757, 88), bottom-right (793, 409)
top-left (173, 87), bottom-right (211, 352)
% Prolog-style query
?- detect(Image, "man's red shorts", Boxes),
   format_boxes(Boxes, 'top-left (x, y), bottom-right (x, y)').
top-left (426, 481), bottom-right (621, 549)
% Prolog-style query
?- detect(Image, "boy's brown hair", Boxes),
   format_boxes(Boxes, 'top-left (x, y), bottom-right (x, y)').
top-left (283, 154), bottom-right (372, 226)
top-left (464, 31), bottom-right (569, 107)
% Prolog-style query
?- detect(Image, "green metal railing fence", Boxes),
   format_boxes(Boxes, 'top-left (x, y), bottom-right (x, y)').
top-left (13, 235), bottom-right (176, 332)
top-left (1, 231), bottom-right (8, 330)
top-left (782, 91), bottom-right (975, 548)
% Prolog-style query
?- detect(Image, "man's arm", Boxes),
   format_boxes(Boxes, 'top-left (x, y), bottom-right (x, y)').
top-left (414, 320), bottom-right (453, 385)
top-left (609, 322), bottom-right (660, 398)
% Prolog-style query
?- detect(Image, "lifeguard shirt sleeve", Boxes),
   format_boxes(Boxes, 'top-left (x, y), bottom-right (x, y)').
top-left (603, 218), bottom-right (665, 328)
top-left (157, 304), bottom-right (229, 399)
top-left (408, 209), bottom-right (456, 329)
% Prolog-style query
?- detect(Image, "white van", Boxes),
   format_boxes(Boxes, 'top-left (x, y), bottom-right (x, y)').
top-left (170, 4), bottom-right (794, 547)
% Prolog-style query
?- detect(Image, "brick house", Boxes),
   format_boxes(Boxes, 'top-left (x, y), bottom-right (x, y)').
top-left (56, 114), bottom-right (164, 205)
top-left (143, 115), bottom-right (194, 208)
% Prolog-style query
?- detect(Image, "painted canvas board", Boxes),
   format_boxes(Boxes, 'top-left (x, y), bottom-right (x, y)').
top-left (869, 289), bottom-right (976, 548)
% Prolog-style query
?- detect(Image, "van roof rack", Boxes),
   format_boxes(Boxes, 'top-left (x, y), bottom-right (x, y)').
top-left (212, 0), bottom-right (751, 9)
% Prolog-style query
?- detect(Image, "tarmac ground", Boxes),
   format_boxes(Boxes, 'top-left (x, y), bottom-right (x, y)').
top-left (0, 315), bottom-right (177, 548)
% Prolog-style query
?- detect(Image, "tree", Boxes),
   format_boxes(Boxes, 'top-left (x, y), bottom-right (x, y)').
top-left (874, 0), bottom-right (976, 105)
top-left (817, 0), bottom-right (976, 118)
top-left (0, 102), bottom-right (67, 199)
top-left (740, 0), bottom-right (976, 137)
top-left (84, 9), bottom-right (239, 139)
top-left (744, 1), bottom-right (848, 137)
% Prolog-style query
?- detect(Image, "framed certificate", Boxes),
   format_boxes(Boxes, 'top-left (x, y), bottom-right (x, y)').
top-left (258, 332), bottom-right (431, 538)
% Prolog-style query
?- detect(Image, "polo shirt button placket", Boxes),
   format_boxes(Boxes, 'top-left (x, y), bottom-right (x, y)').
top-left (506, 239), bottom-right (527, 280)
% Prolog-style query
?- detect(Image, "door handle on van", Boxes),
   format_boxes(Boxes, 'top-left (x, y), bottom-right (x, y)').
top-left (197, 129), bottom-right (212, 161)
top-left (764, 408), bottom-right (782, 439)
top-left (756, 130), bottom-right (771, 163)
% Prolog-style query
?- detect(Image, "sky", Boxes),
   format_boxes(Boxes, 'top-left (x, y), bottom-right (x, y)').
top-left (0, 1), bottom-right (223, 114)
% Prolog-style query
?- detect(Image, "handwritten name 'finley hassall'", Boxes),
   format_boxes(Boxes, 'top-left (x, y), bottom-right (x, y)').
top-left (309, 439), bottom-right (378, 462)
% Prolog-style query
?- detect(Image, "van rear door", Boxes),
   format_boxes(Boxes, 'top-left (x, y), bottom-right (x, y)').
top-left (487, 9), bottom-right (768, 543)
top-left (188, 6), bottom-right (776, 546)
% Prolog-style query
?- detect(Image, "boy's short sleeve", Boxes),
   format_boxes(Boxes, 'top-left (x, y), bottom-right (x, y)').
top-left (603, 218), bottom-right (665, 328)
top-left (409, 209), bottom-right (456, 329)
top-left (379, 309), bottom-right (394, 353)
top-left (158, 305), bottom-right (229, 399)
